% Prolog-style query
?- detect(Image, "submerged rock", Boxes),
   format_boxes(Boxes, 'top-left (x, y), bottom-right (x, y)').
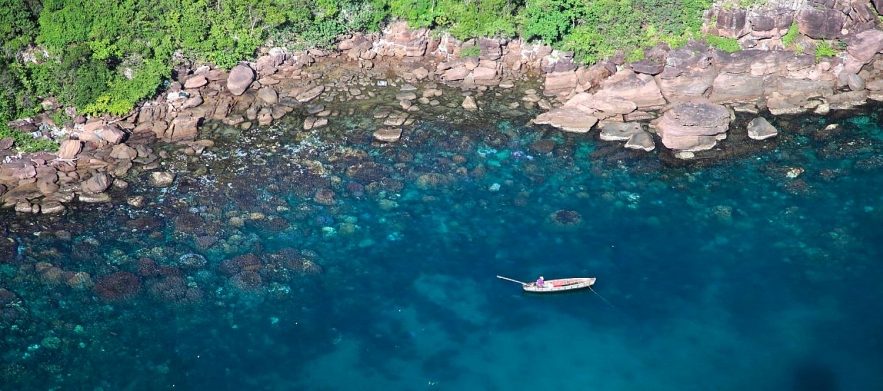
top-left (149, 172), bottom-right (175, 187)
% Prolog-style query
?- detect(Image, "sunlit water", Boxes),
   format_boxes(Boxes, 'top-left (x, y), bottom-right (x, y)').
top-left (1, 103), bottom-right (882, 390)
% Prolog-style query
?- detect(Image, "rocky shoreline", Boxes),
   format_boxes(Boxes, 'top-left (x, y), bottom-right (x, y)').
top-left (2, 1), bottom-right (883, 215)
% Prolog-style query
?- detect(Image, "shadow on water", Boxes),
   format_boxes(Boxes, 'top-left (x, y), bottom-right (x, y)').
top-left (791, 363), bottom-right (838, 391)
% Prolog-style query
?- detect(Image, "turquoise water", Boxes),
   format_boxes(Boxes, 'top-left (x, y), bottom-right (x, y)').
top-left (1, 104), bottom-right (882, 390)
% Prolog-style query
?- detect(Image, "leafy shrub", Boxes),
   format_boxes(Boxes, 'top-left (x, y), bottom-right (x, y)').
top-left (519, 0), bottom-right (579, 43)
top-left (815, 40), bottom-right (837, 62)
top-left (460, 45), bottom-right (481, 58)
top-left (705, 34), bottom-right (740, 52)
top-left (782, 22), bottom-right (799, 49)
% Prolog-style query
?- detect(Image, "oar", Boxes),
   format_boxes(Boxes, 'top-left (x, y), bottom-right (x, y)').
top-left (496, 275), bottom-right (529, 286)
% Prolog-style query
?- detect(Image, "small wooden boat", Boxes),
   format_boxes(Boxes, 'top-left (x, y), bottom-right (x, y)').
top-left (497, 276), bottom-right (596, 293)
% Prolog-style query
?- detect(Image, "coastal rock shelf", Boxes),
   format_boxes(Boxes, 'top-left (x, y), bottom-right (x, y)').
top-left (4, 1), bottom-right (883, 214)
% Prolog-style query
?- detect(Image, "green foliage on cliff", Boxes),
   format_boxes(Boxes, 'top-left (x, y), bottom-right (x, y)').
top-left (814, 40), bottom-right (837, 62)
top-left (388, 0), bottom-right (518, 39)
top-left (705, 35), bottom-right (741, 52)
top-left (782, 22), bottom-right (799, 49)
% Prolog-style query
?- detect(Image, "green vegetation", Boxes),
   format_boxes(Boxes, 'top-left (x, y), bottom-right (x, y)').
top-left (459, 45), bottom-right (482, 58)
top-left (782, 22), bottom-right (799, 49)
top-left (815, 40), bottom-right (837, 62)
top-left (705, 35), bottom-right (741, 53)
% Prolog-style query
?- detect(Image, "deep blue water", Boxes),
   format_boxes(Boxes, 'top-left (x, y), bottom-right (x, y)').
top-left (1, 104), bottom-right (882, 390)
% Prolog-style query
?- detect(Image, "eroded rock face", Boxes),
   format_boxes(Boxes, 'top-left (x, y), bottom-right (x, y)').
top-left (227, 64), bottom-right (255, 96)
top-left (847, 29), bottom-right (883, 63)
top-left (796, 7), bottom-right (846, 39)
top-left (653, 102), bottom-right (731, 151)
top-left (597, 70), bottom-right (666, 109)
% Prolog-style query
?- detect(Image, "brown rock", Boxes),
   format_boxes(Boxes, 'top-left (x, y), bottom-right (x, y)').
top-left (443, 65), bottom-right (470, 81)
top-left (82, 120), bottom-right (105, 133)
top-left (0, 138), bottom-right (12, 150)
top-left (57, 140), bottom-right (83, 160)
top-left (654, 102), bottom-right (730, 151)
top-left (747, 117), bottom-right (778, 140)
top-left (479, 38), bottom-right (502, 60)
top-left (846, 29), bottom-right (883, 63)
top-left (709, 72), bottom-right (764, 104)
top-left (796, 8), bottom-right (846, 39)
top-left (597, 70), bottom-right (667, 109)
top-left (472, 66), bottom-right (497, 81)
top-left (83, 172), bottom-right (111, 193)
top-left (183, 75), bottom-right (208, 89)
top-left (373, 127), bottom-right (403, 142)
top-left (148, 172), bottom-right (175, 187)
top-left (543, 70), bottom-right (577, 96)
top-left (166, 116), bottom-right (201, 141)
top-left (96, 125), bottom-right (126, 144)
top-left (181, 94), bottom-right (203, 109)
top-left (79, 192), bottom-right (111, 203)
top-left (534, 107), bottom-right (598, 133)
top-left (109, 144), bottom-right (138, 160)
top-left (656, 66), bottom-right (718, 103)
top-left (625, 131), bottom-right (656, 151)
top-left (1, 182), bottom-right (41, 203)
top-left (258, 87), bottom-right (279, 104)
top-left (15, 201), bottom-right (33, 213)
top-left (599, 122), bottom-right (644, 141)
top-left (40, 200), bottom-right (65, 214)
top-left (629, 60), bottom-right (665, 75)
top-left (227, 64), bottom-right (255, 95)
top-left (296, 85), bottom-right (325, 102)
top-left (462, 96), bottom-right (478, 111)
top-left (712, 8), bottom-right (749, 39)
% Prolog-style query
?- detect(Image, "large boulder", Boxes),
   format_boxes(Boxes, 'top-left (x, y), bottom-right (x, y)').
top-left (183, 75), bottom-right (208, 89)
top-left (165, 115), bottom-right (201, 141)
top-left (57, 140), bottom-right (82, 160)
top-left (795, 8), bottom-right (846, 39)
top-left (96, 124), bottom-right (126, 144)
top-left (847, 29), bottom-right (883, 63)
top-left (711, 8), bottom-right (749, 38)
top-left (227, 64), bottom-right (255, 96)
top-left (656, 66), bottom-right (718, 103)
top-left (747, 117), bottom-right (778, 140)
top-left (543, 70), bottom-right (578, 97)
top-left (653, 102), bottom-right (730, 151)
top-left (596, 70), bottom-right (667, 110)
top-left (257, 87), bottom-right (279, 105)
top-left (83, 173), bottom-right (111, 193)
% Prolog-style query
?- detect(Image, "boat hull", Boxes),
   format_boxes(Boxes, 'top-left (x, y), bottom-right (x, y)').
top-left (522, 277), bottom-right (596, 293)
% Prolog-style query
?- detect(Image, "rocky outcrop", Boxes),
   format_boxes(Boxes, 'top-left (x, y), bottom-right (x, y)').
top-left (795, 7), bottom-right (846, 39)
top-left (847, 29), bottom-right (883, 63)
top-left (653, 101), bottom-right (731, 151)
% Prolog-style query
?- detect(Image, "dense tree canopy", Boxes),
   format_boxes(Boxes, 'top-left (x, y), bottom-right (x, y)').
top-left (0, 0), bottom-right (726, 150)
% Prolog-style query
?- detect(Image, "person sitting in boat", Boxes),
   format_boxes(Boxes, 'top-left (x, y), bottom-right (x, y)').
top-left (536, 276), bottom-right (545, 288)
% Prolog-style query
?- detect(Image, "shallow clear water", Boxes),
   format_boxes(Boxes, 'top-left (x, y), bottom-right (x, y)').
top-left (2, 104), bottom-right (882, 390)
